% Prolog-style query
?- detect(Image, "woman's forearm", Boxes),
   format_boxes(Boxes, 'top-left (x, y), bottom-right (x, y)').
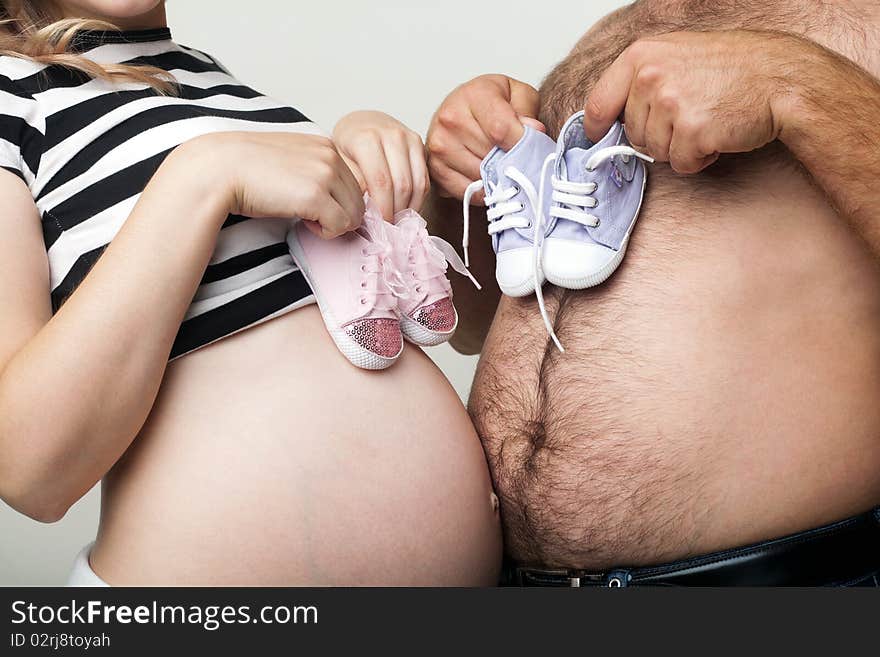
top-left (0, 141), bottom-right (232, 520)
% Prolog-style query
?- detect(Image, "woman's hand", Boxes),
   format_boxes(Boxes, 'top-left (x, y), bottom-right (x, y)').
top-left (332, 111), bottom-right (429, 219)
top-left (426, 74), bottom-right (544, 200)
top-left (583, 31), bottom-right (792, 174)
top-left (189, 131), bottom-right (365, 239)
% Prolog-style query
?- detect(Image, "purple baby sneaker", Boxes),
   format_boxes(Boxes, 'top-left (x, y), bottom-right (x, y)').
top-left (533, 111), bottom-right (653, 350)
top-left (462, 126), bottom-right (557, 297)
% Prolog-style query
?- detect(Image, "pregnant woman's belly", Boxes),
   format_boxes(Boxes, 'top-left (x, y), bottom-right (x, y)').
top-left (90, 306), bottom-right (502, 585)
top-left (471, 147), bottom-right (880, 569)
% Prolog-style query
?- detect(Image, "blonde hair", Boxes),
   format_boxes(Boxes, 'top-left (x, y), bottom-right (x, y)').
top-left (0, 0), bottom-right (176, 93)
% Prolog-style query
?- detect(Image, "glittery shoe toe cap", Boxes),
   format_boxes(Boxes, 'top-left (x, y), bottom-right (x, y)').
top-left (343, 318), bottom-right (403, 357)
top-left (411, 298), bottom-right (457, 334)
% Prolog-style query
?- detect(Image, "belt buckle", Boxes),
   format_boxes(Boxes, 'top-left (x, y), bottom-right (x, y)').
top-left (567, 571), bottom-right (608, 587)
top-left (514, 566), bottom-right (578, 586)
top-left (514, 565), bottom-right (611, 587)
top-left (571, 571), bottom-right (630, 587)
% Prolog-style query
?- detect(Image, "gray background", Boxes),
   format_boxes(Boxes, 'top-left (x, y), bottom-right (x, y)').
top-left (0, 0), bottom-right (625, 585)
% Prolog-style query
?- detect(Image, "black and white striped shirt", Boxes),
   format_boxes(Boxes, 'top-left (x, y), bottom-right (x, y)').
top-left (0, 27), bottom-right (319, 359)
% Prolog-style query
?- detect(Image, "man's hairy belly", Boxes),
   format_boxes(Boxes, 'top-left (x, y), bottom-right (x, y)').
top-left (90, 307), bottom-right (502, 585)
top-left (471, 146), bottom-right (880, 569)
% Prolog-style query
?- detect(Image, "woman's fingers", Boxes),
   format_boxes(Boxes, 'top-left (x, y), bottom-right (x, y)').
top-left (339, 151), bottom-right (366, 191)
top-left (382, 131), bottom-right (414, 215)
top-left (340, 128), bottom-right (429, 217)
top-left (326, 157), bottom-right (365, 233)
top-left (408, 134), bottom-right (430, 212)
top-left (312, 194), bottom-right (356, 239)
top-left (339, 154), bottom-right (367, 207)
top-left (346, 133), bottom-right (394, 219)
top-left (301, 219), bottom-right (324, 238)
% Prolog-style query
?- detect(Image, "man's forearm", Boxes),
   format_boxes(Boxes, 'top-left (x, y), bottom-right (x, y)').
top-left (778, 38), bottom-right (880, 253)
top-left (538, 0), bottom-right (872, 136)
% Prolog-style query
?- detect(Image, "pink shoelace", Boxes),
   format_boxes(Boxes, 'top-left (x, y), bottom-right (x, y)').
top-left (358, 205), bottom-right (409, 313)
top-left (394, 210), bottom-right (481, 298)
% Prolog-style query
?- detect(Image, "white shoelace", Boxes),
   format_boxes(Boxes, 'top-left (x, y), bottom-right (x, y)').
top-left (462, 166), bottom-right (540, 268)
top-left (533, 145), bottom-right (654, 352)
top-left (429, 236), bottom-right (482, 289)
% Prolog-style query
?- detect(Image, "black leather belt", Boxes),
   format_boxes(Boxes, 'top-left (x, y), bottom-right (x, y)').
top-left (506, 507), bottom-right (880, 587)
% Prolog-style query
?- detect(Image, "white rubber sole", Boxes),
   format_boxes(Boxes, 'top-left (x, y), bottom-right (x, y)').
top-left (499, 276), bottom-right (543, 298)
top-left (544, 165), bottom-right (647, 290)
top-left (498, 260), bottom-right (546, 297)
top-left (399, 308), bottom-right (458, 347)
top-left (544, 239), bottom-right (631, 290)
top-left (287, 229), bottom-right (403, 370)
top-left (495, 246), bottom-right (546, 297)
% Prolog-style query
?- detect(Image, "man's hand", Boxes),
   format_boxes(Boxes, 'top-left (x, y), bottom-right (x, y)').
top-left (584, 28), bottom-right (880, 256)
top-left (427, 74), bottom-right (544, 200)
top-left (584, 31), bottom-right (793, 174)
top-left (423, 74), bottom-right (540, 353)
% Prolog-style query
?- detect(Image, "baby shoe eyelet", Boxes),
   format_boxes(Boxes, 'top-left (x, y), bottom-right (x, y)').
top-left (360, 297), bottom-right (367, 305)
top-left (360, 281), bottom-right (366, 288)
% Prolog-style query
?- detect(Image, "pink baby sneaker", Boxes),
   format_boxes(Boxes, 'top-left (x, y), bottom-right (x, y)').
top-left (286, 201), bottom-right (405, 370)
top-left (389, 208), bottom-right (479, 347)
